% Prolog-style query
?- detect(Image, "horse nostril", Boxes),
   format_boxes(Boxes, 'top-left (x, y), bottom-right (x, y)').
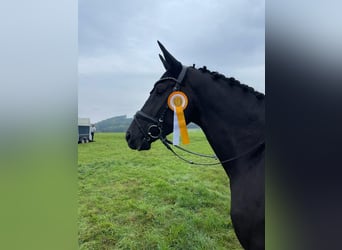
top-left (126, 131), bottom-right (131, 141)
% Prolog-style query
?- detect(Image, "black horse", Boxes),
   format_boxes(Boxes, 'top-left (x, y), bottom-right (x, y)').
top-left (126, 41), bottom-right (265, 250)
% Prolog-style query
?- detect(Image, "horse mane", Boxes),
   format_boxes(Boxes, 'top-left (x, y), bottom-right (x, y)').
top-left (194, 65), bottom-right (265, 100)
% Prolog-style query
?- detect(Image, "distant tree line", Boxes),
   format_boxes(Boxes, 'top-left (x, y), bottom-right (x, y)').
top-left (95, 115), bottom-right (133, 132)
top-left (95, 115), bottom-right (199, 132)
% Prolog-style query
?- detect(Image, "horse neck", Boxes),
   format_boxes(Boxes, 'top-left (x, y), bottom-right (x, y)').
top-left (187, 69), bottom-right (265, 172)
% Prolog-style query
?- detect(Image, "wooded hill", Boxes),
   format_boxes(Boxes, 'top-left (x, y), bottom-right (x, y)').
top-left (95, 115), bottom-right (133, 132)
top-left (95, 115), bottom-right (199, 132)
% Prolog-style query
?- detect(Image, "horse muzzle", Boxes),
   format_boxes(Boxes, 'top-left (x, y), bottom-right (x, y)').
top-left (126, 130), bottom-right (151, 151)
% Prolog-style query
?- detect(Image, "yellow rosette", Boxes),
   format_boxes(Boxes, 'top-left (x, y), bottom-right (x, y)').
top-left (167, 91), bottom-right (190, 145)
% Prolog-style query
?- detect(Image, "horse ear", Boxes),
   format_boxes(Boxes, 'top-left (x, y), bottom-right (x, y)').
top-left (157, 41), bottom-right (182, 71)
top-left (159, 54), bottom-right (169, 70)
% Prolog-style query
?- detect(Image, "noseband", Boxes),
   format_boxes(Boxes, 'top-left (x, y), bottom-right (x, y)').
top-left (134, 110), bottom-right (163, 140)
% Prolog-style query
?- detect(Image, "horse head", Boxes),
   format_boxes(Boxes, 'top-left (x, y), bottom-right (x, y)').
top-left (126, 41), bottom-right (196, 150)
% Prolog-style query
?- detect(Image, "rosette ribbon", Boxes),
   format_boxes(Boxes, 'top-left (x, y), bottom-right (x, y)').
top-left (167, 91), bottom-right (190, 145)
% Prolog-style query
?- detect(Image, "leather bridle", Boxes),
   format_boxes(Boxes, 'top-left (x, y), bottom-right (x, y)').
top-left (133, 66), bottom-right (265, 165)
top-left (133, 66), bottom-right (187, 149)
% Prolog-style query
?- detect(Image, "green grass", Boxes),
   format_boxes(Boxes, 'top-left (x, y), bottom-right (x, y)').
top-left (78, 131), bottom-right (242, 249)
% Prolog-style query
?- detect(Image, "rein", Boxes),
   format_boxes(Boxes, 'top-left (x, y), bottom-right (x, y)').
top-left (133, 66), bottom-right (265, 165)
top-left (160, 137), bottom-right (265, 166)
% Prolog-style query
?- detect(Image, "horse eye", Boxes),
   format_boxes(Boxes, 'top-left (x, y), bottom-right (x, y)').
top-left (156, 85), bottom-right (167, 95)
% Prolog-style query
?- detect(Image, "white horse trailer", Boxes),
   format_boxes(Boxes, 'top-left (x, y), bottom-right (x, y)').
top-left (78, 118), bottom-right (92, 143)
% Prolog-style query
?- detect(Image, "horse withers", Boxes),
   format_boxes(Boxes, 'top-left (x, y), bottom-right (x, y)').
top-left (126, 41), bottom-right (265, 250)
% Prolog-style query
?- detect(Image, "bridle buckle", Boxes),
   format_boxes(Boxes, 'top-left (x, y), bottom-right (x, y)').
top-left (147, 124), bottom-right (161, 139)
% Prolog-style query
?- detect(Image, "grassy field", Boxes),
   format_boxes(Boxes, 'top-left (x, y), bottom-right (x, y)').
top-left (78, 131), bottom-right (242, 249)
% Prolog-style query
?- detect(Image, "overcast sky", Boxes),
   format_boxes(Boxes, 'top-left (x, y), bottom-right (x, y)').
top-left (78, 0), bottom-right (265, 123)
